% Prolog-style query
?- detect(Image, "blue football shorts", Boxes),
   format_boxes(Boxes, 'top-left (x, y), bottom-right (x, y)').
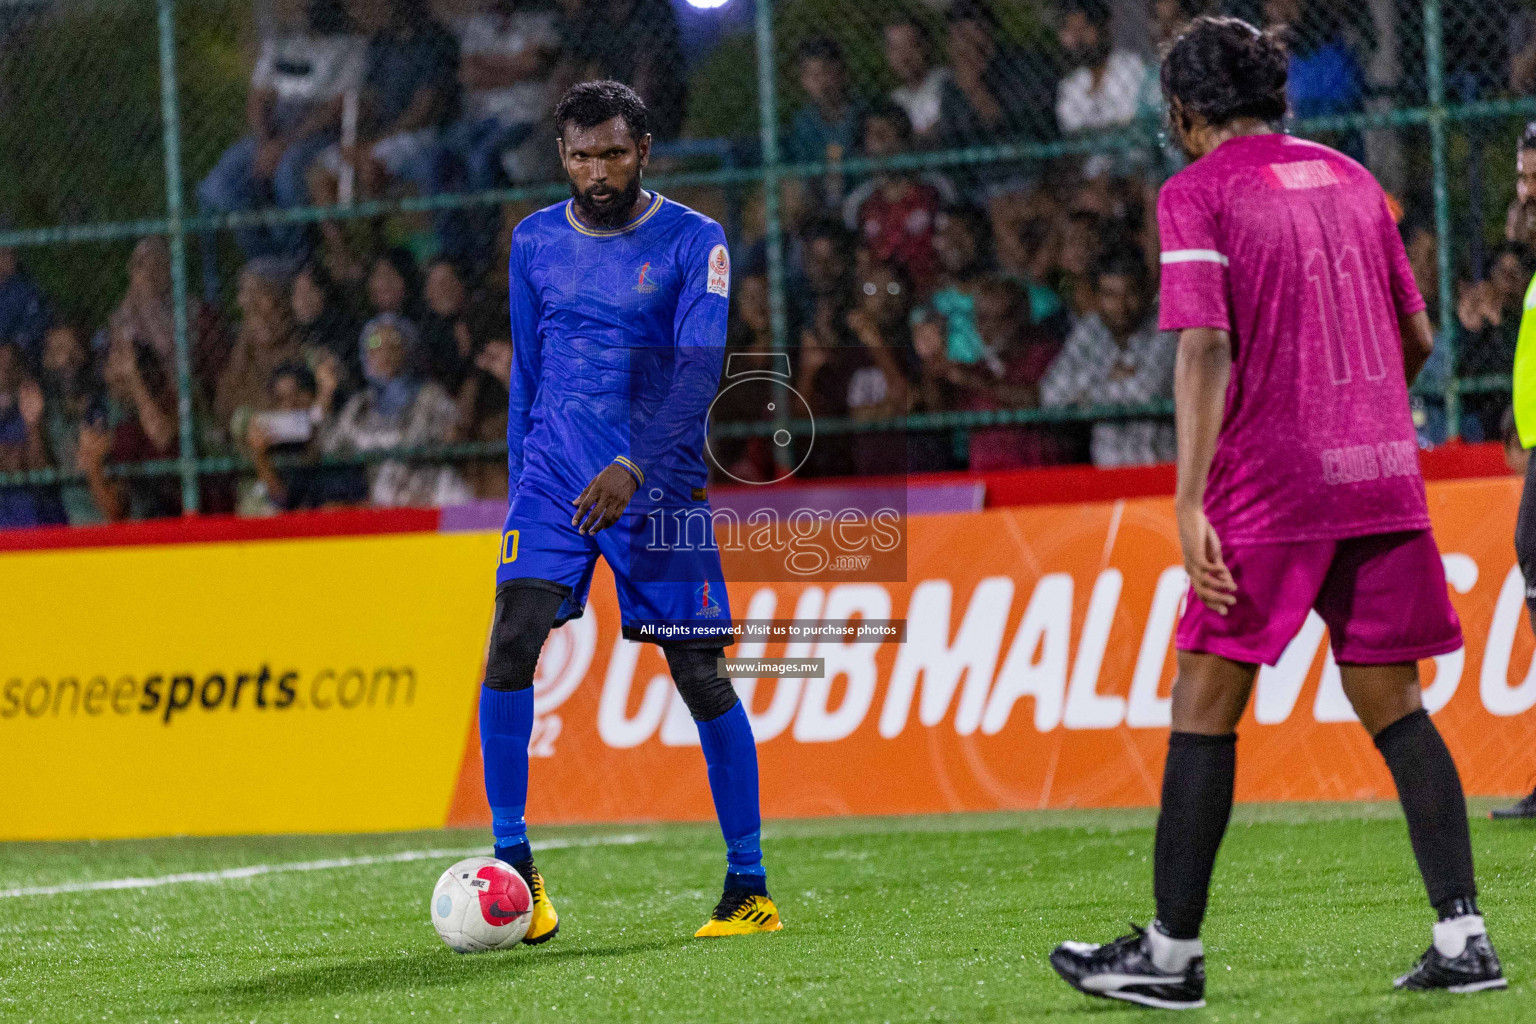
top-left (495, 483), bottom-right (734, 647)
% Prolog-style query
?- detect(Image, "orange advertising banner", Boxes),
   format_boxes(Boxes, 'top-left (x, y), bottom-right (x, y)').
top-left (448, 475), bottom-right (1536, 827)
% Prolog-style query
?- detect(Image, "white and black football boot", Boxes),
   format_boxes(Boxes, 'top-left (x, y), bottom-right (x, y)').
top-left (1395, 916), bottom-right (1507, 995)
top-left (1050, 924), bottom-right (1206, 1010)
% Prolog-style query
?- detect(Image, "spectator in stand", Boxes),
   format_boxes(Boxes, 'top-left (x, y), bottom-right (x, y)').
top-left (309, 0), bottom-right (460, 205)
top-left (77, 338), bottom-right (180, 522)
top-left (450, 300), bottom-right (513, 500)
top-left (1152, 0), bottom-right (1207, 49)
top-left (420, 257), bottom-right (476, 390)
top-left (1132, 1), bottom-right (1207, 171)
top-left (710, 253), bottom-right (780, 484)
top-left (215, 260), bottom-right (304, 447)
top-left (726, 252), bottom-right (773, 358)
top-left (435, 0), bottom-right (561, 262)
top-left (1458, 239), bottom-right (1535, 369)
top-left (1404, 213), bottom-right (1441, 327)
top-left (1055, 0), bottom-right (1151, 177)
top-left (246, 361), bottom-right (367, 512)
top-left (1507, 123), bottom-right (1536, 251)
top-left (108, 237), bottom-right (198, 368)
top-left (323, 313), bottom-right (470, 507)
top-left (785, 37), bottom-right (868, 219)
top-left (1052, 207), bottom-right (1107, 319)
top-left (1397, 0), bottom-right (1512, 106)
top-left (1054, 0), bottom-right (1150, 136)
top-left (1458, 240), bottom-right (1536, 440)
top-left (796, 259), bottom-right (916, 464)
top-left (794, 239), bottom-right (904, 478)
top-left (308, 210), bottom-right (382, 296)
top-left (557, 0), bottom-right (686, 139)
top-left (883, 15), bottom-right (950, 148)
top-left (1265, 0), bottom-right (1365, 119)
top-left (916, 276), bottom-right (1071, 470)
top-left (0, 342), bottom-right (62, 528)
top-left (291, 258), bottom-right (362, 398)
top-left (483, 208), bottom-right (519, 301)
top-left (0, 243), bottom-right (53, 359)
top-left (442, 0), bottom-right (560, 190)
top-left (936, 0), bottom-right (1058, 176)
top-left (37, 324), bottom-right (106, 525)
top-left (842, 103), bottom-right (955, 295)
top-left (842, 260), bottom-right (918, 475)
top-left (1039, 249), bottom-right (1176, 467)
top-left (923, 205), bottom-right (1007, 367)
top-left (367, 247), bottom-right (423, 321)
top-left (196, 0), bottom-right (364, 262)
top-left (110, 236), bottom-right (228, 398)
top-left (1509, 195), bottom-right (1536, 254)
top-left (1512, 11), bottom-right (1536, 96)
top-left (989, 189), bottom-right (1070, 333)
top-left (788, 219), bottom-right (856, 355)
top-left (1400, 212), bottom-right (1450, 446)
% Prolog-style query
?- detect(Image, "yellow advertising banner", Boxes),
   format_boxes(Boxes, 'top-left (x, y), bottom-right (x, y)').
top-left (0, 532), bottom-right (498, 840)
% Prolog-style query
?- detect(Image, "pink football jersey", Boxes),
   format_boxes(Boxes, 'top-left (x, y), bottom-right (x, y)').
top-left (1158, 133), bottom-right (1429, 544)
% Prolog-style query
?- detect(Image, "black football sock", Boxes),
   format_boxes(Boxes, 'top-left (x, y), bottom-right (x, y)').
top-left (1372, 709), bottom-right (1478, 916)
top-left (1153, 731), bottom-right (1237, 941)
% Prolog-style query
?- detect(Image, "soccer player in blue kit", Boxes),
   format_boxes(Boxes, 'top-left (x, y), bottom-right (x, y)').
top-left (478, 81), bottom-right (780, 942)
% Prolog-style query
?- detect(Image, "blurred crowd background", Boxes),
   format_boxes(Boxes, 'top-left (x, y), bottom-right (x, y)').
top-left (0, 0), bottom-right (1527, 524)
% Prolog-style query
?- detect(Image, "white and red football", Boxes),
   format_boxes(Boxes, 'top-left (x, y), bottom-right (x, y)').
top-left (430, 856), bottom-right (533, 952)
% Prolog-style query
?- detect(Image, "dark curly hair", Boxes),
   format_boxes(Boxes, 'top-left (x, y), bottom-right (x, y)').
top-left (554, 80), bottom-right (650, 142)
top-left (1059, 0), bottom-right (1112, 29)
top-left (1090, 247), bottom-right (1150, 291)
top-left (1160, 16), bottom-right (1288, 130)
top-left (795, 36), bottom-right (846, 68)
top-left (1520, 120), bottom-right (1536, 153)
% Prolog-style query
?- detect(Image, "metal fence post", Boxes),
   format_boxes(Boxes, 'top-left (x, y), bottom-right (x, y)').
top-left (156, 0), bottom-right (199, 513)
top-left (754, 0), bottom-right (792, 470)
top-left (1424, 0), bottom-right (1458, 439)
top-left (754, 0), bottom-right (787, 355)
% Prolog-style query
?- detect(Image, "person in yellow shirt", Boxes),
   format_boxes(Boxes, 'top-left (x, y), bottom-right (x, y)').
top-left (1494, 124), bottom-right (1536, 818)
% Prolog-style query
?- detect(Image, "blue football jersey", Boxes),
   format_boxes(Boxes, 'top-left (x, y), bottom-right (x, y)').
top-left (506, 192), bottom-right (730, 508)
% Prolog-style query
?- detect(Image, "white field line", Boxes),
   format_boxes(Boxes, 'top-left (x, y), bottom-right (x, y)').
top-left (0, 832), bottom-right (649, 899)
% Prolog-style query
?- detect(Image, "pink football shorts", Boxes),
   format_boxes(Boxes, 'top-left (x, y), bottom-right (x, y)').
top-left (1176, 529), bottom-right (1463, 667)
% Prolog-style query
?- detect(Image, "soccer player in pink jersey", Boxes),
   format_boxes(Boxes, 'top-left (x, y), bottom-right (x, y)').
top-left (1050, 17), bottom-right (1505, 1008)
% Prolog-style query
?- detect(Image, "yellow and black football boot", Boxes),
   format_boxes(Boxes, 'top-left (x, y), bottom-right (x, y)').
top-left (694, 887), bottom-right (782, 938)
top-left (511, 860), bottom-right (560, 945)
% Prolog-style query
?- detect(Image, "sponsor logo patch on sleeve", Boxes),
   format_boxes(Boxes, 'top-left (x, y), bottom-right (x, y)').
top-left (707, 244), bottom-right (730, 297)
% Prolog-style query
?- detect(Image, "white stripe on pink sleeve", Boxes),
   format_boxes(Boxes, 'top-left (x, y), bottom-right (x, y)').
top-left (1160, 249), bottom-right (1229, 267)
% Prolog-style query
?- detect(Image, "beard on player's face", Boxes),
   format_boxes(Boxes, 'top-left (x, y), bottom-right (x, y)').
top-left (570, 173), bottom-right (643, 229)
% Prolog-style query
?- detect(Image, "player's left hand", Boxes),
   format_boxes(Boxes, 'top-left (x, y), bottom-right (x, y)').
top-left (1177, 504), bottom-right (1237, 615)
top-left (571, 463), bottom-right (638, 535)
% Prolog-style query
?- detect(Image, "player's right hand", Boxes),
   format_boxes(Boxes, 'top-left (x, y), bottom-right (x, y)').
top-left (1177, 504), bottom-right (1236, 615)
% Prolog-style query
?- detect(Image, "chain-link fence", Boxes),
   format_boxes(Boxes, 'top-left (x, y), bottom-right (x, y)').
top-left (0, 0), bottom-right (1527, 523)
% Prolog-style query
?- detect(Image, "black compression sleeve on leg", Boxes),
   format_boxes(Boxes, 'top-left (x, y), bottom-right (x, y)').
top-left (1373, 708), bottom-right (1478, 915)
top-left (1517, 454), bottom-right (1536, 614)
top-left (663, 646), bottom-right (740, 722)
top-left (482, 583), bottom-right (566, 692)
top-left (1153, 731), bottom-right (1237, 940)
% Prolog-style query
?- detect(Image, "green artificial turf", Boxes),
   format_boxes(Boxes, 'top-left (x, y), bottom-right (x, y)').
top-left (1, 802), bottom-right (1533, 1023)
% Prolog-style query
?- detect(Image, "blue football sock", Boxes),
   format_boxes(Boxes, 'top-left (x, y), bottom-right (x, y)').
top-left (480, 686), bottom-right (534, 864)
top-left (696, 701), bottom-right (766, 890)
